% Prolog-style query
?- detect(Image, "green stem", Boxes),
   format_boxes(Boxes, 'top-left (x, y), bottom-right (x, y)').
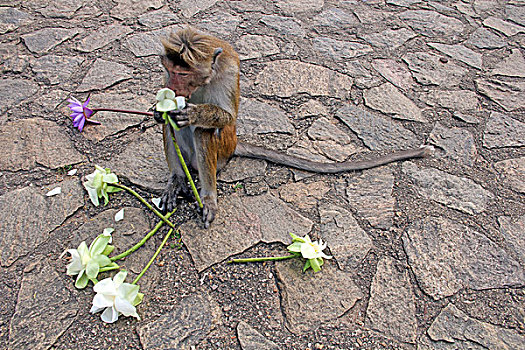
top-left (99, 265), bottom-right (120, 273)
top-left (110, 209), bottom-right (176, 262)
top-left (165, 113), bottom-right (203, 209)
top-left (132, 228), bottom-right (174, 285)
top-left (228, 255), bottom-right (297, 264)
top-left (92, 108), bottom-right (153, 117)
top-left (110, 183), bottom-right (175, 229)
top-left (90, 277), bottom-right (99, 285)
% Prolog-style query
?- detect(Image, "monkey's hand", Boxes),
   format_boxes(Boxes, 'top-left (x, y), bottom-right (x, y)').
top-left (153, 110), bottom-right (165, 124)
top-left (165, 103), bottom-right (197, 129)
top-left (160, 174), bottom-right (191, 213)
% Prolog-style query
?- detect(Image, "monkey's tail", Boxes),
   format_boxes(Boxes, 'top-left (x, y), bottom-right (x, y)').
top-left (234, 142), bottom-right (434, 174)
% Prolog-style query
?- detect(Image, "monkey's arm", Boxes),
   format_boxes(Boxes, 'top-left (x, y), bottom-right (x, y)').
top-left (169, 103), bottom-right (236, 129)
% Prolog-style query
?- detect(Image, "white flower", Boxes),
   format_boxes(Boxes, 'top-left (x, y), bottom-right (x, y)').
top-left (90, 271), bottom-right (143, 323)
top-left (83, 165), bottom-right (121, 206)
top-left (155, 88), bottom-right (186, 112)
top-left (287, 233), bottom-right (332, 273)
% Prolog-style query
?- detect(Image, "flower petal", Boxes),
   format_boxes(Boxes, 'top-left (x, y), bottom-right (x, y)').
top-left (156, 99), bottom-right (176, 112)
top-left (114, 208), bottom-right (124, 222)
top-left (75, 270), bottom-right (89, 289)
top-left (92, 293), bottom-right (114, 309)
top-left (119, 283), bottom-right (139, 302)
top-left (66, 249), bottom-right (83, 275)
top-left (93, 278), bottom-right (118, 295)
top-left (300, 243), bottom-right (318, 259)
top-left (101, 306), bottom-right (119, 323)
top-left (115, 296), bottom-right (138, 318)
top-left (89, 234), bottom-right (111, 256)
top-left (113, 271), bottom-right (127, 287)
top-left (86, 260), bottom-right (100, 279)
top-left (175, 96), bottom-right (186, 109)
top-left (92, 254), bottom-right (111, 268)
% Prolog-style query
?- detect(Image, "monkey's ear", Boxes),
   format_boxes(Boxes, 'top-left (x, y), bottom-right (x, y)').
top-left (212, 47), bottom-right (223, 66)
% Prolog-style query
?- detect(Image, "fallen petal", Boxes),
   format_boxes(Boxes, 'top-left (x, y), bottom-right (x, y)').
top-left (46, 187), bottom-right (61, 197)
top-left (115, 208), bottom-right (124, 222)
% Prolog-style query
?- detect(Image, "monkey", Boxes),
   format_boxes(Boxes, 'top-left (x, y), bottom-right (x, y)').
top-left (154, 28), bottom-right (432, 228)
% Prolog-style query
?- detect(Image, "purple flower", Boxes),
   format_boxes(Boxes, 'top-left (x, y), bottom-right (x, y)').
top-left (68, 96), bottom-right (99, 132)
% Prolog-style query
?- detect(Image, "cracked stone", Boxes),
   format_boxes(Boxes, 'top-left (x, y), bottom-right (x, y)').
top-left (0, 7), bottom-right (30, 34)
top-left (81, 92), bottom-right (151, 141)
top-left (237, 321), bottom-right (279, 350)
top-left (195, 12), bottom-right (241, 38)
top-left (0, 78), bottom-right (39, 114)
top-left (359, 28), bottom-right (416, 49)
top-left (0, 179), bottom-right (83, 267)
top-left (399, 10), bottom-right (464, 38)
top-left (138, 294), bottom-right (220, 350)
top-left (336, 104), bottom-right (420, 151)
top-left (429, 123), bottom-right (477, 168)
top-left (0, 44), bottom-right (29, 73)
top-left (506, 4), bottom-right (525, 27)
top-left (483, 111), bottom-right (525, 149)
top-left (428, 43), bottom-right (483, 69)
top-left (494, 157), bottom-right (525, 194)
top-left (22, 27), bottom-right (80, 53)
top-left (0, 118), bottom-right (86, 171)
top-left (476, 79), bottom-right (525, 111)
top-left (403, 52), bottom-right (467, 87)
top-left (402, 162), bottom-right (492, 215)
top-left (276, 258), bottom-right (362, 333)
top-left (387, 0), bottom-right (421, 6)
top-left (111, 127), bottom-right (169, 191)
top-left (179, 0), bottom-right (218, 17)
top-left (260, 15), bottom-right (306, 36)
top-left (427, 304), bottom-right (525, 348)
top-left (218, 157), bottom-right (267, 183)
top-left (483, 16), bottom-right (525, 36)
top-left (138, 9), bottom-right (178, 28)
top-left (77, 59), bottom-right (133, 92)
top-left (125, 27), bottom-right (174, 57)
top-left (181, 193), bottom-right (313, 272)
top-left (491, 48), bottom-right (525, 78)
top-left (498, 215), bottom-right (525, 263)
top-left (420, 89), bottom-right (479, 111)
top-left (76, 23), bottom-right (132, 52)
top-left (237, 98), bottom-right (295, 136)
top-left (364, 83), bottom-right (425, 122)
top-left (28, 0), bottom-right (83, 19)
top-left (31, 55), bottom-right (83, 85)
top-left (313, 8), bottom-right (359, 30)
top-left (346, 166), bottom-right (395, 230)
top-left (372, 59), bottom-right (415, 91)
top-left (306, 117), bottom-right (358, 162)
top-left (286, 137), bottom-right (333, 164)
top-left (236, 35), bottom-right (279, 60)
top-left (313, 37), bottom-right (373, 60)
top-left (344, 61), bottom-right (383, 89)
top-left (279, 181), bottom-right (331, 210)
top-left (8, 259), bottom-right (78, 350)
top-left (353, 8), bottom-right (391, 24)
top-left (275, 0), bottom-right (324, 14)
top-left (255, 60), bottom-right (353, 98)
top-left (319, 203), bottom-right (372, 270)
top-left (296, 100), bottom-right (328, 118)
top-left (110, 0), bottom-right (162, 20)
top-left (403, 216), bottom-right (525, 300)
top-left (467, 27), bottom-right (506, 49)
top-left (365, 257), bottom-right (417, 344)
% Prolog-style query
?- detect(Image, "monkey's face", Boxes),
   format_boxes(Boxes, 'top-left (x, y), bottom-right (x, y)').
top-left (162, 58), bottom-right (211, 98)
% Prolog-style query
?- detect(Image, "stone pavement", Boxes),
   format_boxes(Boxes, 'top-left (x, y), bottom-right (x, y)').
top-left (0, 0), bottom-right (524, 349)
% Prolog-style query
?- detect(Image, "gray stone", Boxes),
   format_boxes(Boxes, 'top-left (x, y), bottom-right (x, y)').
top-left (427, 304), bottom-right (525, 348)
top-left (420, 89), bottom-right (479, 111)
top-left (313, 8), bottom-right (359, 30)
top-left (237, 98), bottom-right (295, 136)
top-left (364, 83), bottom-right (425, 122)
top-left (359, 28), bottom-right (416, 49)
top-left (313, 37), bottom-right (373, 60)
top-left (0, 7), bottom-right (30, 34)
top-left (399, 10), bottom-right (464, 38)
top-left (236, 35), bottom-right (279, 60)
top-left (452, 111), bottom-right (480, 124)
top-left (8, 259), bottom-right (78, 350)
top-left (255, 60), bottom-right (353, 98)
top-left (476, 79), bottom-right (525, 111)
top-left (196, 12), bottom-right (241, 39)
top-left (260, 15), bottom-right (306, 36)
top-left (296, 100), bottom-right (328, 118)
top-left (336, 105), bottom-right (421, 151)
top-left (365, 257), bottom-right (417, 344)
top-left (111, 127), bottom-right (169, 191)
top-left (306, 117), bottom-right (358, 162)
top-left (372, 59), bottom-right (415, 91)
top-left (286, 137), bottom-right (333, 164)
top-left (77, 59), bottom-right (133, 92)
top-left (81, 92), bottom-right (151, 141)
top-left (218, 157), bottom-right (267, 183)
top-left (473, 0), bottom-right (495, 14)
top-left (483, 112), bottom-right (525, 149)
top-left (403, 216), bottom-right (525, 300)
top-left (429, 123), bottom-right (477, 167)
top-left (138, 294), bottom-right (220, 350)
top-left (491, 49), bottom-right (525, 78)
top-left (31, 55), bottom-right (84, 85)
top-left (110, 0), bottom-right (163, 20)
top-left (0, 118), bottom-right (86, 171)
top-left (346, 166), bottom-right (395, 230)
top-left (387, 0), bottom-right (421, 6)
top-left (181, 193), bottom-right (313, 272)
top-left (495, 157), bottom-right (525, 194)
top-left (275, 0), bottom-right (324, 14)
top-left (403, 52), bottom-right (467, 87)
top-left (428, 43), bottom-right (483, 69)
top-left (353, 8), bottom-right (391, 24)
top-left (276, 258), bottom-right (362, 333)
top-left (77, 24), bottom-right (132, 52)
top-left (22, 27), bottom-right (80, 53)
top-left (319, 203), bottom-right (372, 269)
top-left (126, 28), bottom-right (169, 57)
top-left (402, 162), bottom-right (492, 215)
top-left (279, 181), bottom-right (331, 210)
top-left (138, 9), bottom-right (178, 28)
top-left (237, 321), bottom-right (279, 350)
top-left (179, 0), bottom-right (218, 17)
top-left (0, 78), bottom-right (39, 114)
top-left (344, 61), bottom-right (383, 89)
top-left (506, 4), bottom-right (525, 26)
top-left (483, 17), bottom-right (525, 36)
top-left (467, 28), bottom-right (506, 49)
top-left (0, 179), bottom-right (83, 267)
top-left (455, 2), bottom-right (478, 18)
top-left (498, 215), bottom-right (525, 262)
top-left (33, 0), bottom-right (83, 19)
top-left (0, 44), bottom-right (29, 73)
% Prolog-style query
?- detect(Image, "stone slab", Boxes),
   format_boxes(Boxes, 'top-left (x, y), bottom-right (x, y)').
top-left (483, 112), bottom-right (525, 149)
top-left (494, 157), bottom-right (525, 194)
top-left (77, 59), bottom-right (133, 92)
top-left (364, 83), bottom-right (425, 122)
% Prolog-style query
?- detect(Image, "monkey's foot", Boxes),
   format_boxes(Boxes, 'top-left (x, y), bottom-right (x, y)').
top-left (201, 196), bottom-right (218, 229)
top-left (160, 176), bottom-right (191, 213)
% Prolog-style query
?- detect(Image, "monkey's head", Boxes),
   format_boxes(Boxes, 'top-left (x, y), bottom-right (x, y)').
top-left (161, 28), bottom-right (223, 98)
